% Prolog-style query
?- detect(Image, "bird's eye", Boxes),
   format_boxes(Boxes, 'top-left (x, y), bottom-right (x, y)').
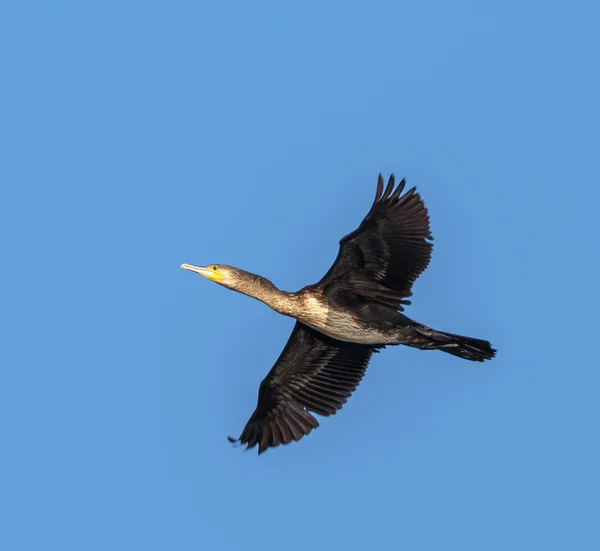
top-left (212, 265), bottom-right (217, 271)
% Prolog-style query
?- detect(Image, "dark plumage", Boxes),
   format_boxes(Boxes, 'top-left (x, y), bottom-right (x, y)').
top-left (227, 323), bottom-right (375, 453)
top-left (182, 174), bottom-right (496, 454)
top-left (318, 173), bottom-right (433, 310)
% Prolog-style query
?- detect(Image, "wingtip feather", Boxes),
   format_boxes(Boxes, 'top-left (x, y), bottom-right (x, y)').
top-left (382, 174), bottom-right (395, 200)
top-left (374, 174), bottom-right (384, 206)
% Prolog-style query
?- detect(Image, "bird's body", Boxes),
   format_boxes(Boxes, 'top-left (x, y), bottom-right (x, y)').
top-left (243, 283), bottom-right (410, 345)
top-left (182, 174), bottom-right (496, 453)
top-left (295, 288), bottom-right (387, 345)
top-left (231, 282), bottom-right (391, 345)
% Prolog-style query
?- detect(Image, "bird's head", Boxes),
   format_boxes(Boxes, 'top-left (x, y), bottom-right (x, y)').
top-left (181, 262), bottom-right (279, 304)
top-left (180, 263), bottom-right (244, 290)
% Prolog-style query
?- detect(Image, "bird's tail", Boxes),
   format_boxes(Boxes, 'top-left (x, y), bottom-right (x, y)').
top-left (409, 322), bottom-right (496, 362)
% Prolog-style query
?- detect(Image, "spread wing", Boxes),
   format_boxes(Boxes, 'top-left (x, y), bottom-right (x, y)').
top-left (318, 174), bottom-right (433, 310)
top-left (229, 322), bottom-right (379, 454)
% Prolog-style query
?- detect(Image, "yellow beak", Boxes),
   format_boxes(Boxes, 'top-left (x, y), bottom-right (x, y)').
top-left (180, 263), bottom-right (222, 282)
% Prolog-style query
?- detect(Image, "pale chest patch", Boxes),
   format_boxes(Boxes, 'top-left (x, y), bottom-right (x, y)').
top-left (297, 293), bottom-right (395, 345)
top-left (303, 296), bottom-right (329, 318)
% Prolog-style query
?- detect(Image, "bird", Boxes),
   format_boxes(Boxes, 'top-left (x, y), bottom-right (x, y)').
top-left (181, 174), bottom-right (496, 454)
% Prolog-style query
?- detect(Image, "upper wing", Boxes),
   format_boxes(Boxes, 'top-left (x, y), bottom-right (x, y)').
top-left (318, 174), bottom-right (433, 310)
top-left (229, 322), bottom-right (378, 454)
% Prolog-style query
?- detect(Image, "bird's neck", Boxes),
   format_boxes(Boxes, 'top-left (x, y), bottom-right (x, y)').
top-left (235, 274), bottom-right (298, 316)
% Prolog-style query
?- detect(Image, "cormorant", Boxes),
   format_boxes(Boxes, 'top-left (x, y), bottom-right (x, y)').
top-left (181, 174), bottom-right (496, 454)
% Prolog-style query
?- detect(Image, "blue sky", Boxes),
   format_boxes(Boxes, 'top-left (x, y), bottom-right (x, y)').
top-left (2, 1), bottom-right (599, 549)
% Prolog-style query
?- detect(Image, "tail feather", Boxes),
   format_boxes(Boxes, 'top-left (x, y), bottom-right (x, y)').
top-left (411, 323), bottom-right (496, 362)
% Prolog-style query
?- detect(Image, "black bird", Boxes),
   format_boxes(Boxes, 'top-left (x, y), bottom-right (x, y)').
top-left (182, 174), bottom-right (496, 453)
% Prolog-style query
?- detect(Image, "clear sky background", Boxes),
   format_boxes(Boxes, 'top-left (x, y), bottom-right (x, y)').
top-left (2, 2), bottom-right (599, 550)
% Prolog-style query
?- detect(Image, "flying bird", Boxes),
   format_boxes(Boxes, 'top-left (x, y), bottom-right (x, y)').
top-left (181, 174), bottom-right (496, 454)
